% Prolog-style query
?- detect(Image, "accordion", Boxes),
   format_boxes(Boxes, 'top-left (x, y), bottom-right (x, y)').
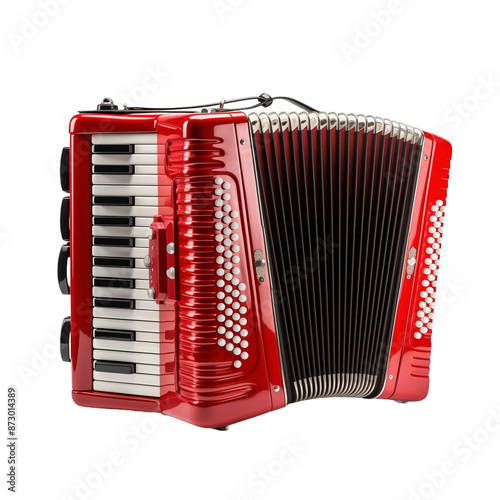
top-left (58, 95), bottom-right (452, 428)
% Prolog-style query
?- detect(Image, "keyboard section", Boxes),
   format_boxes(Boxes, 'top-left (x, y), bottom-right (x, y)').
top-left (91, 133), bottom-right (161, 398)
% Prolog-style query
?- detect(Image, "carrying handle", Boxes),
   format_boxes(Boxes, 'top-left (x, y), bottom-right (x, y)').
top-left (60, 196), bottom-right (70, 241)
top-left (58, 244), bottom-right (70, 295)
top-left (127, 94), bottom-right (318, 113)
top-left (80, 94), bottom-right (319, 114)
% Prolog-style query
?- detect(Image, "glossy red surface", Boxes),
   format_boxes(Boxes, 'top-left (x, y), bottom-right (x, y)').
top-left (70, 133), bottom-right (92, 391)
top-left (155, 112), bottom-right (284, 427)
top-left (68, 112), bottom-right (285, 427)
top-left (378, 133), bottom-right (452, 401)
top-left (69, 113), bottom-right (159, 134)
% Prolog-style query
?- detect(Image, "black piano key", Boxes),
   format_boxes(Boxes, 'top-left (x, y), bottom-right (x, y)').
top-left (95, 361), bottom-right (135, 374)
top-left (94, 329), bottom-right (136, 341)
top-left (93, 277), bottom-right (135, 289)
top-left (93, 165), bottom-right (135, 175)
top-left (93, 237), bottom-right (134, 247)
top-left (94, 298), bottom-right (135, 309)
top-left (93, 216), bottom-right (135, 226)
top-left (93, 144), bottom-right (134, 154)
top-left (93, 257), bottom-right (134, 268)
top-left (93, 196), bottom-right (135, 206)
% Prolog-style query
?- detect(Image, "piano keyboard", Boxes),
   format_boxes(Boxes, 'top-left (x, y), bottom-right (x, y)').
top-left (91, 133), bottom-right (162, 398)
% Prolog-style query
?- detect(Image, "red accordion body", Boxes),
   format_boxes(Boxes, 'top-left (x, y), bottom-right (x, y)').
top-left (58, 105), bottom-right (452, 428)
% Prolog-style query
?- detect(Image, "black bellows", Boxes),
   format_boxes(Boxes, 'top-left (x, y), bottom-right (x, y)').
top-left (249, 112), bottom-right (423, 403)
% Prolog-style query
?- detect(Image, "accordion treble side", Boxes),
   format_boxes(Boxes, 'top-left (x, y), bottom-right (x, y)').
top-left (58, 105), bottom-right (452, 428)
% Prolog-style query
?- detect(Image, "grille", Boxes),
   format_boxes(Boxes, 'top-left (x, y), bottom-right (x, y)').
top-left (249, 112), bottom-right (424, 403)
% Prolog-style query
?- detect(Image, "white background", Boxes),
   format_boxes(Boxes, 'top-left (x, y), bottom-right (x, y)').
top-left (2, 1), bottom-right (499, 499)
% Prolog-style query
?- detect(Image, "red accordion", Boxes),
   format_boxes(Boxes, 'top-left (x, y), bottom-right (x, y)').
top-left (58, 96), bottom-right (452, 428)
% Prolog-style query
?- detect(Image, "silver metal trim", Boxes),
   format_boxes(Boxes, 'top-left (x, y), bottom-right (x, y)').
top-left (309, 112), bottom-right (319, 130)
top-left (258, 113), bottom-right (270, 134)
top-left (299, 112), bottom-right (309, 131)
top-left (289, 112), bottom-right (300, 132)
top-left (248, 113), bottom-right (260, 133)
top-left (406, 247), bottom-right (417, 277)
top-left (278, 112), bottom-right (290, 132)
top-left (318, 112), bottom-right (328, 130)
top-left (328, 112), bottom-right (338, 130)
top-left (338, 113), bottom-right (347, 130)
top-left (366, 116), bottom-right (375, 133)
top-left (357, 114), bottom-right (367, 132)
top-left (253, 249), bottom-right (266, 283)
top-left (269, 112), bottom-right (280, 134)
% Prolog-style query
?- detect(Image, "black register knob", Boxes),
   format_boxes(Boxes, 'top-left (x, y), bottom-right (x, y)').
top-left (60, 317), bottom-right (71, 362)
top-left (57, 244), bottom-right (70, 295)
top-left (60, 196), bottom-right (70, 241)
top-left (60, 147), bottom-right (70, 192)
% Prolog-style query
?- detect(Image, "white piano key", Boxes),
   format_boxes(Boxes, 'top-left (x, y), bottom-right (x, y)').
top-left (134, 239), bottom-right (149, 248)
top-left (92, 246), bottom-right (149, 258)
top-left (92, 154), bottom-right (157, 165)
top-left (93, 370), bottom-right (161, 386)
top-left (134, 259), bottom-right (148, 269)
top-left (92, 133), bottom-right (157, 145)
top-left (92, 287), bottom-right (151, 300)
top-left (134, 197), bottom-right (160, 206)
top-left (92, 226), bottom-right (150, 238)
top-left (135, 332), bottom-right (162, 343)
top-left (134, 279), bottom-right (150, 289)
top-left (134, 145), bottom-right (157, 154)
top-left (93, 380), bottom-right (160, 398)
top-left (92, 185), bottom-right (158, 197)
top-left (135, 217), bottom-right (155, 227)
top-left (93, 266), bottom-right (149, 279)
top-left (94, 318), bottom-right (160, 333)
top-left (134, 363), bottom-right (161, 374)
top-left (93, 164), bottom-right (158, 175)
top-left (135, 300), bottom-right (160, 311)
top-left (92, 174), bottom-right (161, 186)
top-left (92, 205), bottom-right (158, 217)
top-left (93, 339), bottom-right (161, 354)
top-left (93, 349), bottom-right (160, 364)
top-left (92, 287), bottom-right (156, 303)
top-left (93, 307), bottom-right (159, 322)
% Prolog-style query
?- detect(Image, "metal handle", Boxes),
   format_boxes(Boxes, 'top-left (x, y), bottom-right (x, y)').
top-left (58, 244), bottom-right (70, 295)
top-left (81, 94), bottom-right (319, 114)
top-left (60, 196), bottom-right (70, 241)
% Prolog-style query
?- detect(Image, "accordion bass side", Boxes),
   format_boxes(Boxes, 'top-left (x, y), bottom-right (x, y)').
top-left (58, 100), bottom-right (452, 428)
